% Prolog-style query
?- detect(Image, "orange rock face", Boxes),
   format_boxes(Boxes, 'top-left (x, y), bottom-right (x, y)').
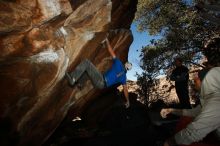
top-left (0, 0), bottom-right (137, 145)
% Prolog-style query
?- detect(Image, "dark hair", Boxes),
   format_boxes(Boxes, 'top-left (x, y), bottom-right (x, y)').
top-left (175, 57), bottom-right (183, 63)
top-left (203, 38), bottom-right (220, 66)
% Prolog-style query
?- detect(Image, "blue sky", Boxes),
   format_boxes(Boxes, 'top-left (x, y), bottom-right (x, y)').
top-left (126, 0), bottom-right (194, 81)
top-left (127, 23), bottom-right (160, 81)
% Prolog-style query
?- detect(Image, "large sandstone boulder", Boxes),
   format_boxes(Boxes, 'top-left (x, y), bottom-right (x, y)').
top-left (0, 0), bottom-right (137, 145)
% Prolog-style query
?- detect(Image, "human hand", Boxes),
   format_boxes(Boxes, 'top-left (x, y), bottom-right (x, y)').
top-left (125, 101), bottom-right (130, 108)
top-left (160, 108), bottom-right (173, 118)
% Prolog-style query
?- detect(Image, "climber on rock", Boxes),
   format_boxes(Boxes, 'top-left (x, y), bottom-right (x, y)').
top-left (65, 38), bottom-right (132, 108)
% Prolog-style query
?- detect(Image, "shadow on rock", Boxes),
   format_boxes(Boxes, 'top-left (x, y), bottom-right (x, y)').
top-left (44, 92), bottom-right (177, 146)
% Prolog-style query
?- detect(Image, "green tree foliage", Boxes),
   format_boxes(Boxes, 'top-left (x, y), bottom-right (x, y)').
top-left (135, 0), bottom-right (219, 103)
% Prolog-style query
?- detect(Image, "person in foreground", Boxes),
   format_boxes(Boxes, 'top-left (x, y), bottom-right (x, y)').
top-left (65, 38), bottom-right (132, 108)
top-left (161, 38), bottom-right (220, 146)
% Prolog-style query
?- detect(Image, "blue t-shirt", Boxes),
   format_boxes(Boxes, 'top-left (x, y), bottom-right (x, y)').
top-left (104, 58), bottom-right (126, 87)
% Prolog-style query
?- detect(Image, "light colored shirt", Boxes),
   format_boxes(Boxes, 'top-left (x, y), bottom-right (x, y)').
top-left (174, 67), bottom-right (220, 145)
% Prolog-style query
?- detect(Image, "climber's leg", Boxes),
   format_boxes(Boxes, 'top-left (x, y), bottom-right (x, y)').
top-left (66, 59), bottom-right (105, 89)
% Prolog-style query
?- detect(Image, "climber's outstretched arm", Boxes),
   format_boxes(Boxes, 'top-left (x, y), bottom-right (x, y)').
top-left (106, 38), bottom-right (116, 58)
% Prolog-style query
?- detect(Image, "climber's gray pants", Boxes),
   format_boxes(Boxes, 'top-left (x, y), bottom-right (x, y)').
top-left (70, 59), bottom-right (105, 89)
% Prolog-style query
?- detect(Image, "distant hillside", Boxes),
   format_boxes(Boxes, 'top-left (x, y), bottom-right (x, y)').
top-left (122, 62), bottom-right (204, 106)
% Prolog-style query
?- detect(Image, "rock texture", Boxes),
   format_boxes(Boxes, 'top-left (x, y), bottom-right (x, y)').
top-left (0, 0), bottom-right (137, 145)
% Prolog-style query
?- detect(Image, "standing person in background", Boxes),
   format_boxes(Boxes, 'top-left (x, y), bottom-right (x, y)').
top-left (170, 57), bottom-right (191, 109)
